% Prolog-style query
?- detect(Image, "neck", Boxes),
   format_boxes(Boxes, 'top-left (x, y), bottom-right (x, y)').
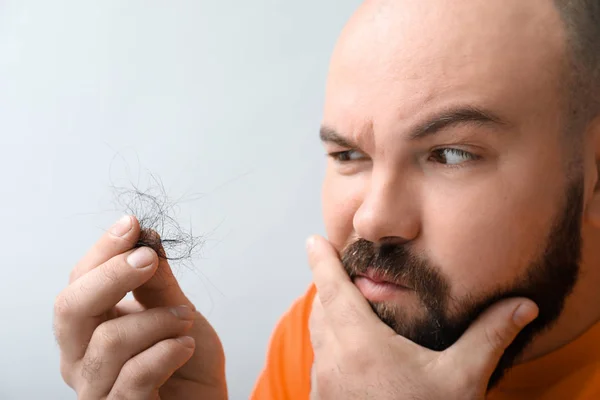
top-left (516, 224), bottom-right (600, 364)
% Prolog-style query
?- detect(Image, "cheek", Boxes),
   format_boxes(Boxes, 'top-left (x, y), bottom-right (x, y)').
top-left (322, 168), bottom-right (364, 251)
top-left (423, 173), bottom-right (563, 302)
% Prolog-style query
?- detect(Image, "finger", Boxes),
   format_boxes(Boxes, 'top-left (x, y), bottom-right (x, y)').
top-left (77, 306), bottom-right (195, 398)
top-left (131, 232), bottom-right (226, 385)
top-left (309, 294), bottom-right (338, 399)
top-left (167, 309), bottom-right (227, 385)
top-left (133, 248), bottom-right (194, 310)
top-left (307, 235), bottom-right (385, 341)
top-left (107, 336), bottom-right (196, 400)
top-left (54, 247), bottom-right (158, 363)
top-left (113, 300), bottom-right (146, 318)
top-left (446, 298), bottom-right (538, 382)
top-left (70, 215), bottom-right (141, 283)
top-left (309, 295), bottom-right (334, 354)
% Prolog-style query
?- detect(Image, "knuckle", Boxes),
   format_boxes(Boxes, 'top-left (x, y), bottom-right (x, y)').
top-left (53, 292), bottom-right (73, 318)
top-left (121, 357), bottom-right (153, 388)
top-left (53, 321), bottom-right (67, 348)
top-left (59, 358), bottom-right (75, 388)
top-left (94, 322), bottom-right (126, 352)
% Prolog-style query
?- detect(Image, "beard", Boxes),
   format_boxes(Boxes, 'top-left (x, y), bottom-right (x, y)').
top-left (340, 176), bottom-right (584, 389)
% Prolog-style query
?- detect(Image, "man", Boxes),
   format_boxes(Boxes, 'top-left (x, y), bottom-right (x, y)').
top-left (54, 0), bottom-right (600, 398)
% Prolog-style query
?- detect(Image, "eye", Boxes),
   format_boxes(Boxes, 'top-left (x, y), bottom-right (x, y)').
top-left (328, 150), bottom-right (367, 162)
top-left (429, 148), bottom-right (479, 165)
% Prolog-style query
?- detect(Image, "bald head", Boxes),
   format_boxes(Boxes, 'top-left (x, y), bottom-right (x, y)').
top-left (325, 0), bottom-right (600, 136)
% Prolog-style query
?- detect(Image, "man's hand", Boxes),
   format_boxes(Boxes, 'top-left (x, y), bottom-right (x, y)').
top-left (54, 216), bottom-right (227, 400)
top-left (307, 235), bottom-right (539, 400)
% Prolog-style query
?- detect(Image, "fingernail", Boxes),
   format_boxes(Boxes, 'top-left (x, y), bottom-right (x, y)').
top-left (513, 302), bottom-right (539, 327)
top-left (110, 215), bottom-right (132, 237)
top-left (176, 336), bottom-right (195, 348)
top-left (170, 305), bottom-right (195, 320)
top-left (126, 247), bottom-right (155, 269)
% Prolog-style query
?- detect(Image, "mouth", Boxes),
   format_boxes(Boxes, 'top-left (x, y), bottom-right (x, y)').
top-left (353, 268), bottom-right (413, 302)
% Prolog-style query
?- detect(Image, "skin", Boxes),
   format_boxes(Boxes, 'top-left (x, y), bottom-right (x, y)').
top-left (320, 0), bottom-right (600, 365)
top-left (307, 235), bottom-right (538, 399)
top-left (54, 216), bottom-right (227, 399)
top-left (54, 0), bottom-right (600, 398)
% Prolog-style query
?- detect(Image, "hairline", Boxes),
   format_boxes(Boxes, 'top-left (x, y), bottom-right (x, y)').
top-left (552, 0), bottom-right (600, 128)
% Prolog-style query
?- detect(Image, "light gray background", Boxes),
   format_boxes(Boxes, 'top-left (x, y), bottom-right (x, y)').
top-left (0, 1), bottom-right (362, 398)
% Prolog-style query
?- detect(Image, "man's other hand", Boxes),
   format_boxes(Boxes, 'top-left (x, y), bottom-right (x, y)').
top-left (307, 235), bottom-right (539, 400)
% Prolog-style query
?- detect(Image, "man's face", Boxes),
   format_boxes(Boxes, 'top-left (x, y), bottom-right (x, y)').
top-left (320, 0), bottom-right (584, 387)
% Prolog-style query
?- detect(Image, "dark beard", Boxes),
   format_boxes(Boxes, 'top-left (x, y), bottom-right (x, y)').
top-left (340, 176), bottom-right (584, 389)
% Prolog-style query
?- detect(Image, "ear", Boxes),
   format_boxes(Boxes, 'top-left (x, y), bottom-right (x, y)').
top-left (584, 116), bottom-right (600, 227)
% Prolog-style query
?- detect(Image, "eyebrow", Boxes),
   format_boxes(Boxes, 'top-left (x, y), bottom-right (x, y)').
top-left (319, 105), bottom-right (508, 146)
top-left (319, 126), bottom-right (358, 147)
top-left (410, 106), bottom-right (507, 140)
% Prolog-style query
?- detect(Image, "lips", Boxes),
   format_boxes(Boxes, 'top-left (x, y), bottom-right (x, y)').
top-left (356, 268), bottom-right (412, 290)
top-left (353, 270), bottom-right (413, 302)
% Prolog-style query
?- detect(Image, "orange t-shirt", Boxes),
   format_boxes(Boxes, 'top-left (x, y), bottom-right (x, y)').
top-left (251, 284), bottom-right (600, 400)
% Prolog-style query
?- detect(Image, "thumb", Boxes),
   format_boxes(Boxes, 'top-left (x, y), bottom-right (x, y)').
top-left (133, 229), bottom-right (196, 311)
top-left (446, 298), bottom-right (539, 380)
top-left (132, 231), bottom-right (194, 310)
top-left (134, 257), bottom-right (194, 309)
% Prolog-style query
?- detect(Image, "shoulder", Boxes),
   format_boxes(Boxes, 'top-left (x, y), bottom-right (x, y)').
top-left (251, 284), bottom-right (316, 400)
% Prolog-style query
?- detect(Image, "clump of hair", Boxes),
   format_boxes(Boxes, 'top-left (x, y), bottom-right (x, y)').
top-left (112, 174), bottom-right (204, 262)
top-left (553, 0), bottom-right (600, 119)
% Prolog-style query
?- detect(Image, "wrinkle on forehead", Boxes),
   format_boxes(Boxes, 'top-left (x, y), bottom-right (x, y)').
top-left (323, 0), bottom-right (569, 140)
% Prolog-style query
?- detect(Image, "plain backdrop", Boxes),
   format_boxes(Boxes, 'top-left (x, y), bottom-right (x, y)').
top-left (0, 1), bottom-right (362, 398)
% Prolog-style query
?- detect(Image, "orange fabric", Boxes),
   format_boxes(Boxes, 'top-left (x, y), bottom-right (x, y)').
top-left (250, 284), bottom-right (600, 399)
top-left (251, 285), bottom-right (316, 400)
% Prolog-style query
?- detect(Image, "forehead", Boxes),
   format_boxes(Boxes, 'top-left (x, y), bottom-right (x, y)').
top-left (324, 0), bottom-right (568, 138)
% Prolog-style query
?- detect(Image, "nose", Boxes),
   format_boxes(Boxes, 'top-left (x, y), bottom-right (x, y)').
top-left (353, 171), bottom-right (420, 244)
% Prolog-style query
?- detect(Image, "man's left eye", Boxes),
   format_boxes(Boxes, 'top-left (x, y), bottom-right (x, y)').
top-left (429, 148), bottom-right (478, 165)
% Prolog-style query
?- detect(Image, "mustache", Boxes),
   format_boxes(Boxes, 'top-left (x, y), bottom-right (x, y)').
top-left (341, 239), bottom-right (449, 305)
